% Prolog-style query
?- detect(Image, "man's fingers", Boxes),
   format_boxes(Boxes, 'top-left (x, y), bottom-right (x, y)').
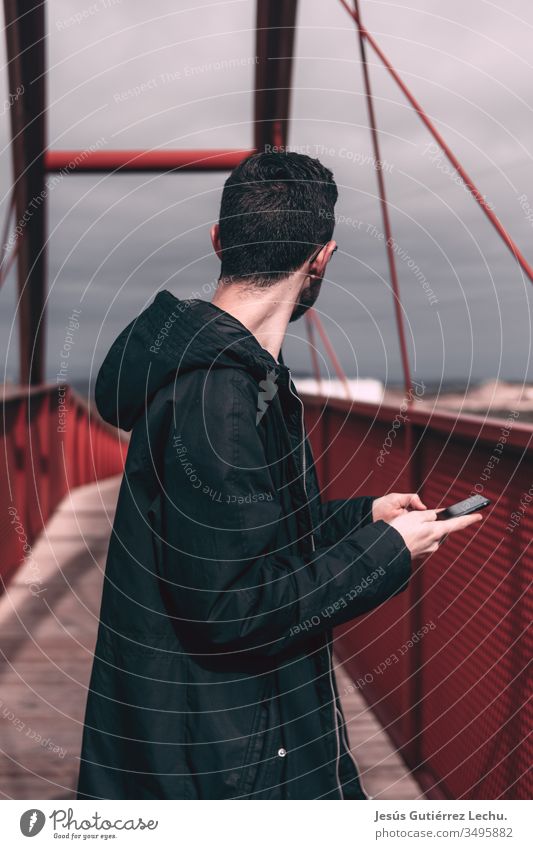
top-left (435, 512), bottom-right (483, 534)
top-left (420, 509), bottom-right (438, 522)
top-left (408, 493), bottom-right (427, 511)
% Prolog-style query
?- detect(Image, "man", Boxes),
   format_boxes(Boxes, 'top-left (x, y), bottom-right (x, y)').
top-left (77, 152), bottom-right (481, 800)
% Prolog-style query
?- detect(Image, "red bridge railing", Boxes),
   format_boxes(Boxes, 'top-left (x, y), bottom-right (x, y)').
top-left (1, 384), bottom-right (127, 590)
top-left (303, 393), bottom-right (533, 800)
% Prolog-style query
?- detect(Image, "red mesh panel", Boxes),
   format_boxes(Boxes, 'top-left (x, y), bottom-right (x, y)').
top-left (304, 396), bottom-right (533, 799)
top-left (1, 387), bottom-right (126, 590)
top-left (419, 433), bottom-right (532, 799)
top-left (307, 403), bottom-right (415, 749)
top-left (0, 402), bottom-right (24, 586)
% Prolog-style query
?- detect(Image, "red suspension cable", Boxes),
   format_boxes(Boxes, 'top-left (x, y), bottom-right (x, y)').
top-left (0, 190), bottom-right (17, 289)
top-left (309, 309), bottom-right (352, 399)
top-left (339, 0), bottom-right (533, 284)
top-left (305, 312), bottom-right (324, 395)
top-left (352, 0), bottom-right (412, 396)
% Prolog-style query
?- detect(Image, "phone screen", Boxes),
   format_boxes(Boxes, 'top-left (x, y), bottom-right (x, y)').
top-left (437, 494), bottom-right (490, 520)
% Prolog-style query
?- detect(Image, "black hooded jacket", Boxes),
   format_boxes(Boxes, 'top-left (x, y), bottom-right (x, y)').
top-left (77, 289), bottom-right (412, 800)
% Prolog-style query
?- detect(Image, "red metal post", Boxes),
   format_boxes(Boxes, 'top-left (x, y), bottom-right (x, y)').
top-left (254, 0), bottom-right (299, 151)
top-left (3, 0), bottom-right (48, 383)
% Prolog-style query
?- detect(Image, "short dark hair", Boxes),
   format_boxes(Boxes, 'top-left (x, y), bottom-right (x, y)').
top-left (217, 151), bottom-right (338, 288)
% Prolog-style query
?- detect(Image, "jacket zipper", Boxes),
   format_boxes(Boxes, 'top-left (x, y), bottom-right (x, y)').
top-left (284, 370), bottom-right (368, 799)
top-left (327, 636), bottom-right (372, 800)
top-left (337, 703), bottom-right (372, 800)
top-left (286, 369), bottom-right (316, 553)
top-left (287, 370), bottom-right (344, 797)
top-left (326, 637), bottom-right (345, 798)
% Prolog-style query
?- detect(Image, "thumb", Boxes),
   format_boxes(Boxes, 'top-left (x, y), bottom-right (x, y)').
top-left (407, 492), bottom-right (427, 510)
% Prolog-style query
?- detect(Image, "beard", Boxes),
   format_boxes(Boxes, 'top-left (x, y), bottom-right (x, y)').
top-left (289, 277), bottom-right (322, 322)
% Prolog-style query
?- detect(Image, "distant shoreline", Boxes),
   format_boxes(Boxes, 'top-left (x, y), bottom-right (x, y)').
top-left (59, 376), bottom-right (533, 424)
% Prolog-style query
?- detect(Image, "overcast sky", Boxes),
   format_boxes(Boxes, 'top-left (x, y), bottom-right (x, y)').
top-left (1, 0), bottom-right (533, 386)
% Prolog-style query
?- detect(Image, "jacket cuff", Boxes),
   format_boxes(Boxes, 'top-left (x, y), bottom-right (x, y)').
top-left (370, 519), bottom-right (412, 597)
top-left (361, 495), bottom-right (378, 526)
top-left (339, 518), bottom-right (412, 601)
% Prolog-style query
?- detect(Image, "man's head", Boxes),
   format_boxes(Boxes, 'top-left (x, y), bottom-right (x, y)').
top-left (210, 151), bottom-right (338, 321)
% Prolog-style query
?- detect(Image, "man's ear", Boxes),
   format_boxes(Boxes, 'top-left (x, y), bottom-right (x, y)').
top-left (309, 240), bottom-right (337, 277)
top-left (211, 223), bottom-right (223, 260)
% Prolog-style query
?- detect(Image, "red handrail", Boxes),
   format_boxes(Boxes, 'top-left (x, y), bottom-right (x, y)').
top-left (44, 149), bottom-right (256, 173)
top-left (1, 384), bottom-right (127, 590)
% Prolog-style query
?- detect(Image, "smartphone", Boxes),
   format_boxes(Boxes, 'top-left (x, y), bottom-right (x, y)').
top-left (437, 494), bottom-right (491, 520)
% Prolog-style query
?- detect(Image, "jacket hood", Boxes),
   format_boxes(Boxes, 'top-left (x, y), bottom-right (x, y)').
top-left (94, 289), bottom-right (286, 431)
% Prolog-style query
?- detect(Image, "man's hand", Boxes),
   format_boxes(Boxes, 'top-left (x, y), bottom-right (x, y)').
top-left (388, 509), bottom-right (483, 558)
top-left (372, 492), bottom-right (427, 523)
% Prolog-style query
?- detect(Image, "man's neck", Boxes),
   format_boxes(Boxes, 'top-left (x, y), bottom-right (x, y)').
top-left (211, 275), bottom-right (302, 363)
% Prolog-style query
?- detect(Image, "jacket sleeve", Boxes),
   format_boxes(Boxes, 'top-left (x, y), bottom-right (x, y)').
top-left (319, 496), bottom-right (377, 546)
top-left (304, 433), bottom-right (377, 545)
top-left (156, 370), bottom-right (411, 657)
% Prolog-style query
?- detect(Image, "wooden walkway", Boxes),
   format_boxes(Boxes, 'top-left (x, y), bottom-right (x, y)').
top-left (0, 477), bottom-right (423, 800)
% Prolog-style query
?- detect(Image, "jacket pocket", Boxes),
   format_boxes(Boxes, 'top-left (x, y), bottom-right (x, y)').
top-left (236, 679), bottom-right (285, 799)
